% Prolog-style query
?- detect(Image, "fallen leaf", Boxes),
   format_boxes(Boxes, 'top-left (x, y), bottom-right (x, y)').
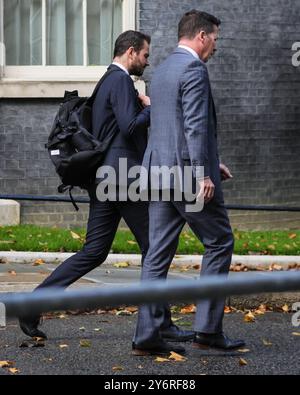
top-left (263, 340), bottom-right (272, 346)
top-left (292, 332), bottom-right (300, 336)
top-left (138, 365), bottom-right (143, 369)
top-left (94, 328), bottom-right (101, 332)
top-left (193, 264), bottom-right (200, 270)
top-left (282, 304), bottom-right (289, 313)
top-left (0, 361), bottom-right (14, 368)
top-left (289, 233), bottom-right (297, 240)
top-left (113, 262), bottom-right (130, 268)
top-left (58, 314), bottom-right (67, 319)
top-left (155, 357), bottom-right (170, 363)
top-left (70, 231), bottom-right (82, 240)
top-left (254, 304), bottom-right (267, 315)
top-left (239, 358), bottom-right (248, 366)
top-left (238, 349), bottom-right (250, 353)
top-left (127, 241), bottom-right (137, 245)
top-left (180, 304), bottom-right (196, 314)
top-left (8, 270), bottom-right (17, 276)
top-left (126, 307), bottom-right (138, 313)
top-left (8, 368), bottom-right (19, 374)
top-left (79, 327), bottom-right (86, 331)
top-left (112, 366), bottom-right (124, 371)
top-left (244, 311), bottom-right (256, 323)
top-left (169, 352), bottom-right (187, 362)
top-left (180, 265), bottom-right (191, 272)
top-left (269, 264), bottom-right (283, 271)
top-left (80, 340), bottom-right (91, 348)
top-left (33, 259), bottom-right (45, 266)
top-left (59, 344), bottom-right (69, 349)
top-left (116, 310), bottom-right (132, 316)
top-left (224, 306), bottom-right (233, 314)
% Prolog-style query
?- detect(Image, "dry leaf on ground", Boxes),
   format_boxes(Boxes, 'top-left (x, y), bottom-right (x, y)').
top-left (282, 304), bottom-right (289, 313)
top-left (263, 340), bottom-right (273, 346)
top-left (8, 368), bottom-right (19, 374)
top-left (180, 304), bottom-right (196, 314)
top-left (59, 344), bottom-right (69, 349)
top-left (0, 361), bottom-right (14, 368)
top-left (112, 366), bottom-right (124, 371)
top-left (155, 357), bottom-right (170, 363)
top-left (289, 234), bottom-right (297, 240)
top-left (33, 259), bottom-right (45, 266)
top-left (239, 358), bottom-right (248, 366)
top-left (244, 311), bottom-right (256, 322)
top-left (80, 340), bottom-right (91, 348)
top-left (169, 352), bottom-right (187, 362)
top-left (113, 262), bottom-right (130, 268)
top-left (70, 231), bottom-right (82, 240)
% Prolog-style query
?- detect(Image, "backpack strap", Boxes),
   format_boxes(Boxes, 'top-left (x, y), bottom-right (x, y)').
top-left (58, 184), bottom-right (79, 211)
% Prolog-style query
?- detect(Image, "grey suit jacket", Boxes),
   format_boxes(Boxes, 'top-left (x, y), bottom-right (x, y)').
top-left (142, 47), bottom-right (221, 195)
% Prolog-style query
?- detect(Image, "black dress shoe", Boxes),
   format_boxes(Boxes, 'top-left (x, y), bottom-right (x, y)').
top-left (193, 332), bottom-right (245, 351)
top-left (160, 325), bottom-right (194, 342)
top-left (19, 316), bottom-right (47, 339)
top-left (132, 340), bottom-right (186, 356)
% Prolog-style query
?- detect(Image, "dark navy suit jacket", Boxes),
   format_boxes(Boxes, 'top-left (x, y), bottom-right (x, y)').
top-left (92, 64), bottom-right (150, 185)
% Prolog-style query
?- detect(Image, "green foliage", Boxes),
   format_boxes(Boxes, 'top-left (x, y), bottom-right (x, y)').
top-left (0, 225), bottom-right (299, 255)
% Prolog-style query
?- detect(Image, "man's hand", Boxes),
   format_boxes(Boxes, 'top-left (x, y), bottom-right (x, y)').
top-left (220, 163), bottom-right (233, 181)
top-left (138, 94), bottom-right (151, 107)
top-left (197, 177), bottom-right (215, 204)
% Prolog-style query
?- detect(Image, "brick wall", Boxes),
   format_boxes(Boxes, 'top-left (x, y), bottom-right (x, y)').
top-left (139, 0), bottom-right (300, 229)
top-left (0, 99), bottom-right (90, 228)
top-left (0, 0), bottom-right (299, 230)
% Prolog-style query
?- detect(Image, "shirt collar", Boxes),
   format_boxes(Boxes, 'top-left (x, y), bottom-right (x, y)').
top-left (178, 45), bottom-right (200, 60)
top-left (112, 62), bottom-right (130, 75)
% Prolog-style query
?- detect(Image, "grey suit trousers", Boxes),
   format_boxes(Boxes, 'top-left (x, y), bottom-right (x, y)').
top-left (134, 195), bottom-right (234, 346)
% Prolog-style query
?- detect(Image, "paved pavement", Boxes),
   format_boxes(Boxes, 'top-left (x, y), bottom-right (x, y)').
top-left (0, 313), bottom-right (299, 375)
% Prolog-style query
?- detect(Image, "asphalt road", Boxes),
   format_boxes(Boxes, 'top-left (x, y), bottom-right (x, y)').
top-left (0, 312), bottom-right (299, 376)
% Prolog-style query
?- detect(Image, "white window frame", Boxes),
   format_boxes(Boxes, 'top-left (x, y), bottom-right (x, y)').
top-left (0, 0), bottom-right (137, 97)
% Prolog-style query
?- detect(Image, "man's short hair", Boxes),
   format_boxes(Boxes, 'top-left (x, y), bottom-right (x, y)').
top-left (113, 30), bottom-right (151, 58)
top-left (178, 10), bottom-right (221, 40)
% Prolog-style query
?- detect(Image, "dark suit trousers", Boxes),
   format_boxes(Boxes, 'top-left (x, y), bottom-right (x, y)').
top-left (36, 185), bottom-right (150, 290)
top-left (134, 195), bottom-right (234, 346)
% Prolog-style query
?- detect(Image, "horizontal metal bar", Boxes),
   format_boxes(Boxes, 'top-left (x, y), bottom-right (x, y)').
top-left (0, 194), bottom-right (299, 212)
top-left (0, 194), bottom-right (90, 204)
top-left (1, 272), bottom-right (300, 318)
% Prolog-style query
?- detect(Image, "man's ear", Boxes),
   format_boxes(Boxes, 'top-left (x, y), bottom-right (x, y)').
top-left (197, 31), bottom-right (206, 43)
top-left (127, 46), bottom-right (135, 58)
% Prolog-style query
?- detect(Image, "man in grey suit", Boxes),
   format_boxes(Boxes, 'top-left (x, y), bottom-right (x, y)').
top-left (132, 10), bottom-right (245, 355)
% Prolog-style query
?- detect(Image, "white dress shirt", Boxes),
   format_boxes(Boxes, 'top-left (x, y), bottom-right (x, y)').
top-left (112, 62), bottom-right (130, 75)
top-left (178, 45), bottom-right (200, 60)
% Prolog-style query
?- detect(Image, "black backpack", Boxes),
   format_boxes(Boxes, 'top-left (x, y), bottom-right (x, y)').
top-left (46, 70), bottom-right (116, 210)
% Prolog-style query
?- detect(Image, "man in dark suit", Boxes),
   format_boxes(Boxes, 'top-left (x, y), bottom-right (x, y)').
top-left (19, 31), bottom-right (193, 346)
top-left (132, 11), bottom-right (245, 355)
